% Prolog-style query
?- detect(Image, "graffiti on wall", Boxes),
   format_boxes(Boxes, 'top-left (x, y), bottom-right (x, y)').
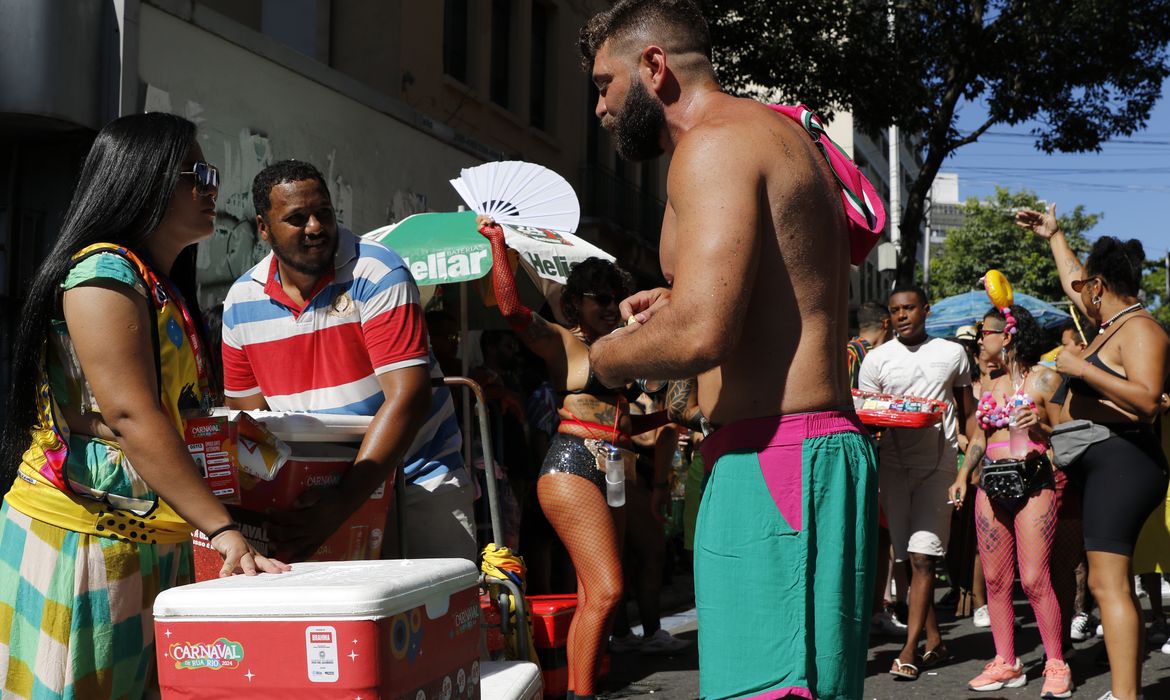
top-left (144, 85), bottom-right (434, 315)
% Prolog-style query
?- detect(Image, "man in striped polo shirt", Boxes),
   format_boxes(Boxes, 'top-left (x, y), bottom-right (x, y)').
top-left (221, 160), bottom-right (475, 561)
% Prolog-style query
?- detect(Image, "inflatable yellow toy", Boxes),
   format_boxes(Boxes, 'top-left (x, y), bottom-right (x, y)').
top-left (982, 269), bottom-right (1014, 309)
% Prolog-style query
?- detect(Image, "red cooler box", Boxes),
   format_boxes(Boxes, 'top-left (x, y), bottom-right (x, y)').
top-left (527, 595), bottom-right (609, 699)
top-left (154, 559), bottom-right (482, 699)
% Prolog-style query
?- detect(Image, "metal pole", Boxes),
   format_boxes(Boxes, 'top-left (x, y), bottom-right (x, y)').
top-left (923, 193), bottom-right (932, 287)
top-left (443, 377), bottom-right (504, 546)
top-left (889, 125), bottom-right (901, 253)
top-left (460, 283), bottom-right (472, 473)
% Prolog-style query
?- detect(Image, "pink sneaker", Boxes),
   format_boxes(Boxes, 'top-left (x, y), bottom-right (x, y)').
top-left (968, 656), bottom-right (1026, 691)
top-left (1041, 659), bottom-right (1074, 698)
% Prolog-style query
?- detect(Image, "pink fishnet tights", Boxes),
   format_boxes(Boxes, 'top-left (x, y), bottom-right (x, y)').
top-left (975, 487), bottom-right (1063, 663)
top-left (538, 473), bottom-right (625, 695)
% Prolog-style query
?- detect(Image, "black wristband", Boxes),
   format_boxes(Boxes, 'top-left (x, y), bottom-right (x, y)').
top-left (206, 523), bottom-right (240, 540)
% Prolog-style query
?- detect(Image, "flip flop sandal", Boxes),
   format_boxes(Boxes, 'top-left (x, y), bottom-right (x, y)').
top-left (889, 658), bottom-right (919, 680)
top-left (920, 645), bottom-right (951, 668)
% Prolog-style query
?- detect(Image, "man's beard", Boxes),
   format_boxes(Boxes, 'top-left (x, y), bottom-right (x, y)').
top-left (608, 79), bottom-right (665, 161)
top-left (269, 235), bottom-right (338, 277)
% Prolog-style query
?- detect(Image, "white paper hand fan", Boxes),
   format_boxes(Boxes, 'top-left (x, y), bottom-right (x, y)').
top-left (450, 161), bottom-right (580, 233)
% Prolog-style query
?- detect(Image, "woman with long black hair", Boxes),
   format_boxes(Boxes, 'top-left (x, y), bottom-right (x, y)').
top-left (477, 218), bottom-right (668, 700)
top-left (0, 113), bottom-right (287, 698)
top-left (1018, 205), bottom-right (1170, 700)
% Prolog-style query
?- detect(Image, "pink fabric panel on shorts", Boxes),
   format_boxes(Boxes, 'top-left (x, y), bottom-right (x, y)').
top-left (743, 686), bottom-right (814, 700)
top-left (699, 411), bottom-right (866, 534)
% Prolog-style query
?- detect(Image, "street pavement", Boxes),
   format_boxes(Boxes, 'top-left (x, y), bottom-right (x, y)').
top-left (600, 580), bottom-right (1170, 699)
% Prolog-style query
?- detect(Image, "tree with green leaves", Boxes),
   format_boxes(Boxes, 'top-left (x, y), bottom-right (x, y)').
top-left (1140, 259), bottom-right (1170, 327)
top-left (700, 0), bottom-right (1170, 286)
top-left (928, 188), bottom-right (1095, 301)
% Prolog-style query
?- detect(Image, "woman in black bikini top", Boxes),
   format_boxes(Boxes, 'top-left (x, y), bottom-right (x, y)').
top-left (1018, 205), bottom-right (1170, 700)
top-left (477, 217), bottom-right (667, 700)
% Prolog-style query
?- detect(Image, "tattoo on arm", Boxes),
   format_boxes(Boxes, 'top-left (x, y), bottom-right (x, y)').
top-left (965, 441), bottom-right (985, 468)
top-left (666, 378), bottom-right (704, 431)
top-left (522, 312), bottom-right (557, 344)
top-left (1064, 258), bottom-right (1082, 275)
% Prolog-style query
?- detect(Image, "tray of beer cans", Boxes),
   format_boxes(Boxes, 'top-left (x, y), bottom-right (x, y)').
top-left (851, 389), bottom-right (947, 429)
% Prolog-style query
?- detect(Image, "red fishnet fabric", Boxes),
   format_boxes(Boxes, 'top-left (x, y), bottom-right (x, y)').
top-left (975, 488), bottom-right (1063, 663)
top-left (480, 223), bottom-right (533, 333)
top-left (538, 473), bottom-right (624, 695)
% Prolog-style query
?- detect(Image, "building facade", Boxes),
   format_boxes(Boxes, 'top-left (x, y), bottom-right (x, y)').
top-left (824, 112), bottom-right (925, 319)
top-left (0, 0), bottom-right (672, 400)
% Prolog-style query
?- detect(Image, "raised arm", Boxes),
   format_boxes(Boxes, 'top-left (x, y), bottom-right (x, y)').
top-left (63, 284), bottom-right (286, 576)
top-left (589, 128), bottom-right (761, 386)
top-left (477, 218), bottom-right (586, 389)
top-left (1015, 204), bottom-right (1087, 316)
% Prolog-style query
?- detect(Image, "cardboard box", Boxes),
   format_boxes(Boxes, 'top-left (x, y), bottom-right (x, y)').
top-left (190, 438), bottom-right (390, 581)
top-left (155, 560), bottom-right (482, 699)
top-left (183, 413), bottom-right (289, 505)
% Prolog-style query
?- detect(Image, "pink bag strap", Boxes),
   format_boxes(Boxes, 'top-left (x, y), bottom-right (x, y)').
top-left (767, 104), bottom-right (886, 265)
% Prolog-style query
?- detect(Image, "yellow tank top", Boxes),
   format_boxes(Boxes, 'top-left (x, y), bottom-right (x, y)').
top-left (5, 244), bottom-right (213, 544)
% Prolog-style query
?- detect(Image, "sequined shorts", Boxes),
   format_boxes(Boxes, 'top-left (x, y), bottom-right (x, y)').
top-left (539, 433), bottom-right (607, 494)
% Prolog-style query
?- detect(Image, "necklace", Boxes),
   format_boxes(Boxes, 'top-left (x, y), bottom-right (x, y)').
top-left (1099, 302), bottom-right (1143, 329)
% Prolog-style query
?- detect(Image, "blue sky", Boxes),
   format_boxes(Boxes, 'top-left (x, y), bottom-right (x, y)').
top-left (944, 79), bottom-right (1170, 261)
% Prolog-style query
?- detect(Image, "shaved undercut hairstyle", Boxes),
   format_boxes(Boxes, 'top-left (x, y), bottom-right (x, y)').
top-left (579, 0), bottom-right (712, 73)
top-left (857, 301), bottom-right (890, 332)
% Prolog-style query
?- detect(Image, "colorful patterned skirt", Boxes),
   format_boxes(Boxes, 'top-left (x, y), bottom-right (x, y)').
top-left (0, 501), bottom-right (192, 699)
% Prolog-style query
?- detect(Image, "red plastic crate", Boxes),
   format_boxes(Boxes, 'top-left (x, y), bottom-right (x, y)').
top-left (527, 594), bottom-right (578, 650)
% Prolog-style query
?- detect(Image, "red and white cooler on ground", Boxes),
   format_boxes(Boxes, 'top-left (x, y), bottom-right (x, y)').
top-left (154, 559), bottom-right (481, 699)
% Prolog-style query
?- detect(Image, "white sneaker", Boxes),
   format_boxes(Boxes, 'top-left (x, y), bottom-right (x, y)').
top-left (639, 628), bottom-right (692, 654)
top-left (1162, 637), bottom-right (1170, 654)
top-left (1135, 575), bottom-right (1147, 599)
top-left (871, 609), bottom-right (908, 635)
top-left (609, 632), bottom-right (643, 653)
top-left (1070, 612), bottom-right (1095, 641)
top-left (973, 605), bottom-right (991, 628)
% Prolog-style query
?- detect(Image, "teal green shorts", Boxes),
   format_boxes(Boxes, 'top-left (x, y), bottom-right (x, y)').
top-left (695, 411), bottom-right (877, 700)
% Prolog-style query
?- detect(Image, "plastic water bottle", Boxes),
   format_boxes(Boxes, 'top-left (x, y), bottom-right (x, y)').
top-left (1008, 405), bottom-right (1030, 459)
top-left (605, 446), bottom-right (625, 507)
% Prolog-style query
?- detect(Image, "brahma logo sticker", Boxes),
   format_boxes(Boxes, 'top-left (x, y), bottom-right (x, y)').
top-left (169, 638), bottom-right (245, 670)
top-left (511, 225), bottom-right (572, 246)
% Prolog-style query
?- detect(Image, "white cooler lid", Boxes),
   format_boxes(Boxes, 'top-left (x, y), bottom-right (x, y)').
top-left (154, 560), bottom-right (479, 619)
top-left (211, 408), bottom-right (371, 443)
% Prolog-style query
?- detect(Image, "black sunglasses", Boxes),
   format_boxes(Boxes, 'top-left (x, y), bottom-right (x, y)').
top-left (1070, 276), bottom-right (1100, 293)
top-left (180, 161), bottom-right (220, 195)
top-left (583, 292), bottom-right (619, 308)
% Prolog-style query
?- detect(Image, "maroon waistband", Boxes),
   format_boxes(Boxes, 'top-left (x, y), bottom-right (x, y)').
top-left (699, 410), bottom-right (866, 466)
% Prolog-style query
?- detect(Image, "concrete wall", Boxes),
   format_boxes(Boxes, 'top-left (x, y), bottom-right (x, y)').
top-left (137, 3), bottom-right (484, 309)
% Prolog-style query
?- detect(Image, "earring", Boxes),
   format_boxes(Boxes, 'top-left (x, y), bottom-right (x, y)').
top-left (1091, 295), bottom-right (1101, 306)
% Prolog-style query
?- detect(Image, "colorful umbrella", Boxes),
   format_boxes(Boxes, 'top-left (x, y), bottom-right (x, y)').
top-left (925, 290), bottom-right (1071, 338)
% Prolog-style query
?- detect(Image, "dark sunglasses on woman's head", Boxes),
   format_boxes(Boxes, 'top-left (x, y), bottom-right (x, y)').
top-left (180, 161), bottom-right (220, 195)
top-left (583, 292), bottom-right (618, 308)
top-left (1070, 276), bottom-right (1100, 293)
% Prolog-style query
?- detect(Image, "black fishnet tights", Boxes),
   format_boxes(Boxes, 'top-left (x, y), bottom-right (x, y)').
top-left (538, 472), bottom-right (625, 696)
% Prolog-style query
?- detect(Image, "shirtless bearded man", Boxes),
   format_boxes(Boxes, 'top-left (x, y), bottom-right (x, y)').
top-left (582, 2), bottom-right (879, 698)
